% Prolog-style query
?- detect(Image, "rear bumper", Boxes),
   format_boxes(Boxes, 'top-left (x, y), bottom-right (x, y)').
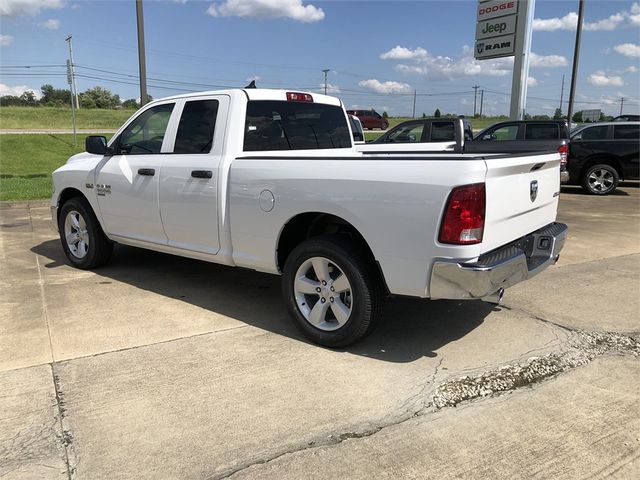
top-left (430, 222), bottom-right (568, 301)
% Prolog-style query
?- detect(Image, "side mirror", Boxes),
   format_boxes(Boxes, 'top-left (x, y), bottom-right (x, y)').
top-left (85, 136), bottom-right (109, 155)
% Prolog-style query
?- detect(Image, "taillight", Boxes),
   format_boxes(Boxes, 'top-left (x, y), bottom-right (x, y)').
top-left (439, 183), bottom-right (486, 245)
top-left (558, 144), bottom-right (568, 166)
top-left (286, 92), bottom-right (313, 102)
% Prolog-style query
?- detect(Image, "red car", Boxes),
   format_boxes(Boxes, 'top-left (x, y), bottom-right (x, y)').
top-left (346, 109), bottom-right (389, 130)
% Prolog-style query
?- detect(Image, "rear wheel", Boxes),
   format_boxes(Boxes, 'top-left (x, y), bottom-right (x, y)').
top-left (58, 197), bottom-right (113, 269)
top-left (581, 164), bottom-right (619, 195)
top-left (381, 122), bottom-right (389, 130)
top-left (282, 236), bottom-right (384, 347)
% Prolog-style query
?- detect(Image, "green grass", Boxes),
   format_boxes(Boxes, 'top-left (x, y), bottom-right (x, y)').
top-left (0, 106), bottom-right (134, 130)
top-left (0, 134), bottom-right (110, 201)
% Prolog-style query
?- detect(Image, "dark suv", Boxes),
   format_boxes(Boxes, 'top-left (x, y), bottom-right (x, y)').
top-left (565, 122), bottom-right (640, 195)
top-left (346, 109), bottom-right (389, 130)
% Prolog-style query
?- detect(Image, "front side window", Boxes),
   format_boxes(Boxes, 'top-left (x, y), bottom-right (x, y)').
top-left (431, 122), bottom-right (455, 141)
top-left (116, 103), bottom-right (174, 154)
top-left (525, 124), bottom-right (559, 140)
top-left (483, 124), bottom-right (518, 141)
top-left (243, 101), bottom-right (351, 151)
top-left (614, 124), bottom-right (639, 140)
top-left (174, 99), bottom-right (219, 154)
top-left (385, 123), bottom-right (424, 143)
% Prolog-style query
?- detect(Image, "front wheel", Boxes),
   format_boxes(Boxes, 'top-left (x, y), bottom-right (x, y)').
top-left (282, 236), bottom-right (384, 347)
top-left (58, 197), bottom-right (113, 269)
top-left (581, 164), bottom-right (619, 195)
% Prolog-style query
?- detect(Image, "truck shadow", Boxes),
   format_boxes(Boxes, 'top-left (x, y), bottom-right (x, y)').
top-left (32, 240), bottom-right (492, 363)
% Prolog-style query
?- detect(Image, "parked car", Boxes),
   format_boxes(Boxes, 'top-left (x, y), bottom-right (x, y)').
top-left (471, 120), bottom-right (570, 181)
top-left (349, 114), bottom-right (365, 144)
top-left (564, 121), bottom-right (640, 195)
top-left (51, 88), bottom-right (567, 347)
top-left (613, 115), bottom-right (640, 122)
top-left (346, 109), bottom-right (389, 130)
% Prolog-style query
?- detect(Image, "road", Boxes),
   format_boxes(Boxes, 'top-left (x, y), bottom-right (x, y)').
top-left (1, 184), bottom-right (638, 479)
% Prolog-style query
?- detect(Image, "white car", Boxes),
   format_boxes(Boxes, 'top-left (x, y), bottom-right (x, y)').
top-left (51, 88), bottom-right (567, 347)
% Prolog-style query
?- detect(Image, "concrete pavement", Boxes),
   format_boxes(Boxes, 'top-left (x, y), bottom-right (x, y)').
top-left (0, 183), bottom-right (638, 479)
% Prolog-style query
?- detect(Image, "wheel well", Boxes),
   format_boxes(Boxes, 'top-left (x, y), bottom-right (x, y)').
top-left (277, 213), bottom-right (384, 285)
top-left (580, 156), bottom-right (623, 180)
top-left (56, 187), bottom-right (87, 222)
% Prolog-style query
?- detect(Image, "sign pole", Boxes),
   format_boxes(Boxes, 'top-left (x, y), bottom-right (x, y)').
top-left (509, 0), bottom-right (535, 120)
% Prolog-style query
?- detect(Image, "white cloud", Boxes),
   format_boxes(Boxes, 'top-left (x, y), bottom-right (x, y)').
top-left (529, 52), bottom-right (568, 68)
top-left (0, 83), bottom-right (40, 98)
top-left (380, 46), bottom-right (427, 61)
top-left (533, 12), bottom-right (578, 31)
top-left (0, 34), bottom-right (13, 45)
top-left (207, 0), bottom-right (324, 23)
top-left (319, 83), bottom-right (341, 94)
top-left (358, 79), bottom-right (411, 94)
top-left (584, 12), bottom-right (625, 31)
top-left (39, 18), bottom-right (59, 29)
top-left (0, 0), bottom-right (64, 17)
top-left (614, 43), bottom-right (640, 58)
top-left (527, 76), bottom-right (538, 87)
top-left (587, 71), bottom-right (624, 87)
top-left (534, 4), bottom-right (639, 32)
top-left (631, 2), bottom-right (640, 26)
top-left (625, 65), bottom-right (639, 73)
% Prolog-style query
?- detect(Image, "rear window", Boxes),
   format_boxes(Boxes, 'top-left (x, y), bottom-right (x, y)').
top-left (244, 101), bottom-right (351, 151)
top-left (431, 122), bottom-right (455, 141)
top-left (614, 124), bottom-right (639, 140)
top-left (525, 124), bottom-right (559, 140)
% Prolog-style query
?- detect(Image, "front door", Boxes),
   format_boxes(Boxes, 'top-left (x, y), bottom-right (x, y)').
top-left (159, 95), bottom-right (229, 254)
top-left (95, 102), bottom-right (176, 245)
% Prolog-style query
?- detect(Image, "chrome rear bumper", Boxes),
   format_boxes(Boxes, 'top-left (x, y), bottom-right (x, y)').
top-left (430, 222), bottom-right (568, 302)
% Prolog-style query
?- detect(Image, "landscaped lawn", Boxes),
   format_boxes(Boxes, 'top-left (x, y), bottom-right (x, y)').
top-left (0, 106), bottom-right (134, 130)
top-left (0, 134), bottom-right (110, 201)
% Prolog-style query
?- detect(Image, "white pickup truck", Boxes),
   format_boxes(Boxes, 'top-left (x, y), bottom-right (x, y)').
top-left (51, 89), bottom-right (567, 347)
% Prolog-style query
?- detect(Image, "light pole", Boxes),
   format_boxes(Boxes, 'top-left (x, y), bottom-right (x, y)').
top-left (567, 0), bottom-right (585, 125)
top-left (136, 0), bottom-right (149, 106)
top-left (322, 69), bottom-right (330, 95)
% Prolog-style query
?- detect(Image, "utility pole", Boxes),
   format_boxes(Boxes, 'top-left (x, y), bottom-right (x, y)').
top-left (136, 0), bottom-right (149, 106)
top-left (479, 89), bottom-right (484, 117)
top-left (473, 85), bottom-right (480, 116)
top-left (619, 97), bottom-right (624, 116)
top-left (412, 90), bottom-right (416, 118)
top-left (65, 35), bottom-right (79, 109)
top-left (559, 74), bottom-right (565, 116)
top-left (322, 69), bottom-right (330, 95)
top-left (567, 0), bottom-right (585, 126)
top-left (65, 58), bottom-right (77, 146)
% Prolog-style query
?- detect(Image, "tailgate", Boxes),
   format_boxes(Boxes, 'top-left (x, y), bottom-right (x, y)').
top-left (481, 152), bottom-right (560, 254)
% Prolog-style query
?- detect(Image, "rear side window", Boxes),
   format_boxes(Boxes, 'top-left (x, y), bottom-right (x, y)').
top-left (525, 124), bottom-right (559, 140)
top-left (614, 124), bottom-right (639, 140)
top-left (431, 122), bottom-right (455, 141)
top-left (243, 101), bottom-right (351, 151)
top-left (174, 99), bottom-right (219, 154)
top-left (580, 125), bottom-right (609, 140)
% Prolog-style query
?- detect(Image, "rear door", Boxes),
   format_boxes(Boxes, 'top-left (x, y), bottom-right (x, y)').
top-left (481, 151), bottom-right (561, 253)
top-left (613, 124), bottom-right (640, 179)
top-left (158, 95), bottom-right (230, 254)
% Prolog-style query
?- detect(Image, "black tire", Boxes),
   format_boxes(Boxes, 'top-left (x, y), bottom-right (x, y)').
top-left (381, 122), bottom-right (389, 130)
top-left (58, 196), bottom-right (113, 269)
top-left (282, 236), bottom-right (384, 348)
top-left (581, 163), bottom-right (619, 195)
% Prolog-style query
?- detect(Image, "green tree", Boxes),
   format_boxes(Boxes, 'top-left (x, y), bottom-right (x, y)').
top-left (572, 111), bottom-right (583, 123)
top-left (20, 91), bottom-right (38, 106)
top-left (41, 84), bottom-right (71, 106)
top-left (434, 108), bottom-right (441, 117)
top-left (421, 112), bottom-right (426, 118)
top-left (382, 111), bottom-right (389, 119)
top-left (553, 108), bottom-right (563, 120)
top-left (80, 86), bottom-right (121, 109)
top-left (122, 98), bottom-right (139, 109)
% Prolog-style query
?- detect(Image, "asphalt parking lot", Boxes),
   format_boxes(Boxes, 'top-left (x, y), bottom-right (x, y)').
top-left (1, 183), bottom-right (639, 479)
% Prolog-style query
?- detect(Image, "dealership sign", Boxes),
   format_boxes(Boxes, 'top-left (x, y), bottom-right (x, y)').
top-left (475, 0), bottom-right (518, 59)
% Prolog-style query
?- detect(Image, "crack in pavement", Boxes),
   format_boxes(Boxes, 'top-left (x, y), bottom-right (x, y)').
top-left (50, 365), bottom-right (73, 480)
top-left (214, 329), bottom-right (640, 480)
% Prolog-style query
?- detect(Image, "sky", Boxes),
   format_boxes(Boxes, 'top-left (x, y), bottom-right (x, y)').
top-left (1, 0), bottom-right (639, 117)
